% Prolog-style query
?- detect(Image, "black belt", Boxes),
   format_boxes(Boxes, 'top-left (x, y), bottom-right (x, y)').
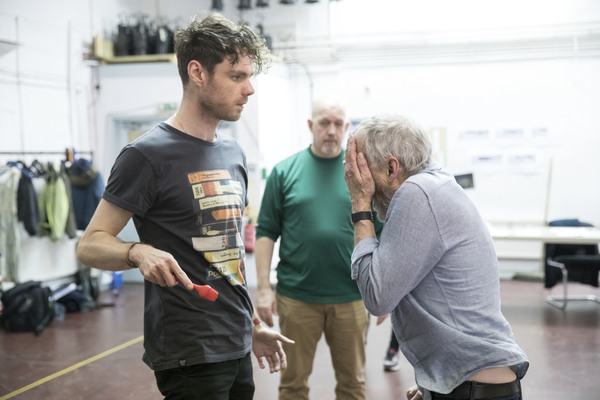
top-left (431, 379), bottom-right (521, 399)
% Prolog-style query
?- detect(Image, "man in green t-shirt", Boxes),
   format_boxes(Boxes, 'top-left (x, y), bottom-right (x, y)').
top-left (255, 96), bottom-right (371, 400)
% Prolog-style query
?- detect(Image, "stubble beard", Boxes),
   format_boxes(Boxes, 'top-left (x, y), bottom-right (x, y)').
top-left (203, 100), bottom-right (242, 122)
top-left (319, 141), bottom-right (341, 156)
top-left (373, 185), bottom-right (395, 222)
top-left (201, 87), bottom-right (244, 122)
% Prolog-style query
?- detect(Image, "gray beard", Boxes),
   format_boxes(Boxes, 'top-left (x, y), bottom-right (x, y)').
top-left (373, 186), bottom-right (395, 222)
top-left (373, 200), bottom-right (388, 222)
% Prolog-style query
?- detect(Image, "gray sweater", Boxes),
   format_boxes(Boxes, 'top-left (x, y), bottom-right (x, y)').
top-left (351, 162), bottom-right (528, 396)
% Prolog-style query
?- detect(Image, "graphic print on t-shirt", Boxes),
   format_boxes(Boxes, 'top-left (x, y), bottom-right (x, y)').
top-left (188, 169), bottom-right (246, 286)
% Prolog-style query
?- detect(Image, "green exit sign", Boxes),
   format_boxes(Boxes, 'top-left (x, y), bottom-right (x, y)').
top-left (158, 102), bottom-right (178, 112)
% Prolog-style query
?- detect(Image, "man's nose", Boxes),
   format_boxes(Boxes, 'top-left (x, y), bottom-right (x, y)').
top-left (245, 80), bottom-right (255, 96)
top-left (326, 123), bottom-right (337, 134)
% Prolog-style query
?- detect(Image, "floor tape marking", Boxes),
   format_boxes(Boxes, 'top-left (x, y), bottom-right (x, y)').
top-left (0, 335), bottom-right (144, 400)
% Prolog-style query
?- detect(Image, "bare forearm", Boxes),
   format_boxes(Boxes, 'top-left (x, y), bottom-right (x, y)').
top-left (351, 197), bottom-right (376, 246)
top-left (254, 237), bottom-right (275, 291)
top-left (75, 199), bottom-right (137, 271)
top-left (353, 220), bottom-right (376, 247)
top-left (77, 231), bottom-right (136, 271)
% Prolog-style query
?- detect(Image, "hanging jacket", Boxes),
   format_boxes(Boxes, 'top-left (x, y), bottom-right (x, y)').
top-left (6, 161), bottom-right (41, 236)
top-left (0, 166), bottom-right (21, 281)
top-left (59, 161), bottom-right (78, 238)
top-left (39, 163), bottom-right (70, 241)
top-left (67, 158), bottom-right (105, 230)
top-left (16, 164), bottom-right (41, 236)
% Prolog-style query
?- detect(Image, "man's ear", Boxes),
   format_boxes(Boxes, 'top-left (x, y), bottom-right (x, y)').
top-left (188, 60), bottom-right (205, 87)
top-left (387, 156), bottom-right (402, 182)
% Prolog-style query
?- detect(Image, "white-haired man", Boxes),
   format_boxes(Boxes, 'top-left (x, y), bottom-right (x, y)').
top-left (344, 114), bottom-right (528, 400)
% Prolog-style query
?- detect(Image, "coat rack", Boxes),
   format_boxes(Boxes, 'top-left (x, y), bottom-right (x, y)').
top-left (0, 148), bottom-right (94, 162)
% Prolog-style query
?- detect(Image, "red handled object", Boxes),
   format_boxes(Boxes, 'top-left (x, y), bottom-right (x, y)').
top-left (191, 283), bottom-right (218, 302)
top-left (175, 277), bottom-right (219, 302)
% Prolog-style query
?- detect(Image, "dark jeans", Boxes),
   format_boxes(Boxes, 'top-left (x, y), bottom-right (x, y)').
top-left (154, 353), bottom-right (254, 400)
top-left (431, 394), bottom-right (521, 400)
top-left (429, 379), bottom-right (522, 400)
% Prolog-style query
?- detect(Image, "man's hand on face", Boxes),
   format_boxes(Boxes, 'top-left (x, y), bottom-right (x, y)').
top-left (344, 135), bottom-right (375, 211)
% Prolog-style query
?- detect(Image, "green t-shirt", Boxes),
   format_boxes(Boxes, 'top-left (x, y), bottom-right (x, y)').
top-left (256, 147), bottom-right (361, 303)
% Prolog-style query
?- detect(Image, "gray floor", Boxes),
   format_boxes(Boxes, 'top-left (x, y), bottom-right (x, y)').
top-left (1, 279), bottom-right (599, 399)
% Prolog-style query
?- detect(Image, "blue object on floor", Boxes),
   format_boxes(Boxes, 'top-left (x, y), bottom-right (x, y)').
top-left (110, 271), bottom-right (123, 295)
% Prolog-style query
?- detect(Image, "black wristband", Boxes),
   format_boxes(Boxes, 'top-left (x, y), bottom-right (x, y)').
top-left (351, 211), bottom-right (375, 224)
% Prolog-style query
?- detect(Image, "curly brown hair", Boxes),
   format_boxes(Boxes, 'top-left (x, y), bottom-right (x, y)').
top-left (174, 13), bottom-right (270, 86)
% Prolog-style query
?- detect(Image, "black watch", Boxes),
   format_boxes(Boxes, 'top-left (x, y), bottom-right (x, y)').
top-left (351, 211), bottom-right (375, 224)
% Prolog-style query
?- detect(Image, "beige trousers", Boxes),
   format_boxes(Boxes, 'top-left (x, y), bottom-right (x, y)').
top-left (276, 293), bottom-right (369, 400)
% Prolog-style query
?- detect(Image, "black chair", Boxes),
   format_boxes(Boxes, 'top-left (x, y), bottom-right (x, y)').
top-left (544, 219), bottom-right (600, 309)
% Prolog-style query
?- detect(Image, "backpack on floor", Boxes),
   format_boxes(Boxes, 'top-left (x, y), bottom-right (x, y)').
top-left (1, 281), bottom-right (54, 335)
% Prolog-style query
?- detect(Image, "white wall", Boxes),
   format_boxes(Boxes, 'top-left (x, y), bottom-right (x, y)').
top-left (261, 1), bottom-right (600, 227)
top-left (329, 0), bottom-right (600, 35)
top-left (297, 58), bottom-right (600, 225)
top-left (2, 0), bottom-right (599, 157)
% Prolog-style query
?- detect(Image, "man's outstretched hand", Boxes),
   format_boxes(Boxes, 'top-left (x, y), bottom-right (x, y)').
top-left (252, 325), bottom-right (295, 373)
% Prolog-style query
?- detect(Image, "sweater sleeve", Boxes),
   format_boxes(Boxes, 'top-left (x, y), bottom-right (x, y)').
top-left (351, 182), bottom-right (445, 316)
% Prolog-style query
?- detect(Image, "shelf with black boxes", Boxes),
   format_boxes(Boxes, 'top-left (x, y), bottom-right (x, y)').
top-left (93, 34), bottom-right (176, 64)
top-left (93, 13), bottom-right (178, 64)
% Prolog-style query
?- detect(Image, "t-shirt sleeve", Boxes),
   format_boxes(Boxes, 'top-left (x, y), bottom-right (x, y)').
top-left (256, 167), bottom-right (283, 241)
top-left (103, 146), bottom-right (158, 217)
